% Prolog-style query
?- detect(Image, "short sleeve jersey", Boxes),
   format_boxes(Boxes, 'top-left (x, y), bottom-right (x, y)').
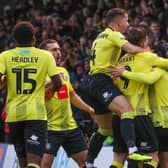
top-left (0, 47), bottom-right (59, 122)
top-left (149, 72), bottom-right (168, 128)
top-left (45, 67), bottom-right (77, 131)
top-left (90, 28), bottom-right (128, 76)
top-left (116, 52), bottom-right (168, 116)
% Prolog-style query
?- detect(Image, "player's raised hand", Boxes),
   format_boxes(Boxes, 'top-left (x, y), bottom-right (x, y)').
top-left (45, 81), bottom-right (55, 101)
top-left (109, 65), bottom-right (125, 79)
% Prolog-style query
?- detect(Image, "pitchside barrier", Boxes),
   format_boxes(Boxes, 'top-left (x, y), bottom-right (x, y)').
top-left (0, 143), bottom-right (19, 168)
top-left (0, 143), bottom-right (127, 168)
top-left (52, 146), bottom-right (128, 168)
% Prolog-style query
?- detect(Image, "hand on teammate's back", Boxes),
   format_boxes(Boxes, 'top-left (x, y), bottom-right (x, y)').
top-left (110, 65), bottom-right (125, 79)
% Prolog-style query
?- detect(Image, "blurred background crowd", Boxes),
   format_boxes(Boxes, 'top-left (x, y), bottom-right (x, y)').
top-left (0, 0), bottom-right (168, 142)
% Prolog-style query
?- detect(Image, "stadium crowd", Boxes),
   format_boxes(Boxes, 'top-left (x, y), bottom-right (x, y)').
top-left (0, 0), bottom-right (168, 70)
top-left (0, 0), bottom-right (168, 130)
top-left (0, 0), bottom-right (168, 167)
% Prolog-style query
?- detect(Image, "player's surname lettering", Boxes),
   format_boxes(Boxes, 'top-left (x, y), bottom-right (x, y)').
top-left (12, 56), bottom-right (38, 63)
top-left (118, 55), bottom-right (134, 64)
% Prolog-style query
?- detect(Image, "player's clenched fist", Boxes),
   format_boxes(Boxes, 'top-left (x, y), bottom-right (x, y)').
top-left (45, 81), bottom-right (54, 101)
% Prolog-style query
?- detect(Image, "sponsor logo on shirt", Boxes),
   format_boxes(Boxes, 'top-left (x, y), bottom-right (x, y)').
top-left (57, 84), bottom-right (68, 99)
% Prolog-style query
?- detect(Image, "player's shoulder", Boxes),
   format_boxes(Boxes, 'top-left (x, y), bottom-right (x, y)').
top-left (57, 67), bottom-right (69, 74)
top-left (96, 28), bottom-right (117, 38)
top-left (136, 52), bottom-right (157, 58)
top-left (105, 28), bottom-right (123, 36)
top-left (34, 48), bottom-right (52, 56)
top-left (0, 48), bottom-right (16, 56)
top-left (106, 28), bottom-right (126, 43)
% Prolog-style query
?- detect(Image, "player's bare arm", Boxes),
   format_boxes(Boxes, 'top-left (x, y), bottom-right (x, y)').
top-left (70, 90), bottom-right (95, 121)
top-left (122, 42), bottom-right (151, 54)
top-left (0, 74), bottom-right (7, 90)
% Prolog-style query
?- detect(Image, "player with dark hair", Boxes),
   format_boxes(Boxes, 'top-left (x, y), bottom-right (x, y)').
top-left (111, 25), bottom-right (168, 168)
top-left (39, 39), bottom-right (95, 168)
top-left (0, 21), bottom-right (62, 168)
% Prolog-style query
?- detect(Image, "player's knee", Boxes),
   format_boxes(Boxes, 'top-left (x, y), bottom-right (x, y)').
top-left (119, 104), bottom-right (133, 114)
top-left (98, 127), bottom-right (112, 136)
top-left (72, 150), bottom-right (87, 167)
top-left (27, 163), bottom-right (40, 168)
top-left (78, 160), bottom-right (86, 167)
top-left (76, 156), bottom-right (86, 167)
top-left (117, 98), bottom-right (133, 113)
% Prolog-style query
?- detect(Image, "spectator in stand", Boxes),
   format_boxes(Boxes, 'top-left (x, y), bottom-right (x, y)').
top-left (0, 23), bottom-right (10, 52)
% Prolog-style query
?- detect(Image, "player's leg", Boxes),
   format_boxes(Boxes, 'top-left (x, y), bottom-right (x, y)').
top-left (41, 130), bottom-right (62, 168)
top-left (41, 153), bottom-right (54, 168)
top-left (26, 154), bottom-right (41, 168)
top-left (79, 92), bottom-right (112, 168)
top-left (63, 128), bottom-right (88, 167)
top-left (110, 115), bottom-right (128, 168)
top-left (110, 152), bottom-right (127, 168)
top-left (86, 112), bottom-right (112, 168)
top-left (25, 120), bottom-right (47, 168)
top-left (155, 127), bottom-right (168, 168)
top-left (158, 152), bottom-right (168, 168)
top-left (102, 89), bottom-right (151, 161)
top-left (71, 150), bottom-right (88, 167)
top-left (110, 115), bottom-right (155, 168)
top-left (87, 74), bottom-right (151, 161)
top-left (8, 121), bottom-right (27, 168)
top-left (135, 116), bottom-right (158, 168)
top-left (88, 74), bottom-right (137, 154)
top-left (108, 95), bottom-right (138, 154)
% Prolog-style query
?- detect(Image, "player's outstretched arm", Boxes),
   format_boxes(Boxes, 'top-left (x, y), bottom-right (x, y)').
top-left (122, 42), bottom-right (151, 54)
top-left (111, 66), bottom-right (165, 84)
top-left (70, 90), bottom-right (95, 120)
top-left (122, 68), bottom-right (164, 84)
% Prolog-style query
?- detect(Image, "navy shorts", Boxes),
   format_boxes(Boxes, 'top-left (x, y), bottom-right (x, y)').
top-left (112, 115), bottom-right (158, 153)
top-left (45, 128), bottom-right (87, 156)
top-left (79, 74), bottom-right (122, 114)
top-left (155, 127), bottom-right (168, 152)
top-left (8, 120), bottom-right (47, 157)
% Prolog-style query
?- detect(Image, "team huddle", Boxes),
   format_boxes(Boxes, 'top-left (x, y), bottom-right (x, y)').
top-left (0, 7), bottom-right (167, 168)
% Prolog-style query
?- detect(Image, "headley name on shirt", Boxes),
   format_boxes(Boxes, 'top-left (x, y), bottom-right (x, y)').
top-left (12, 56), bottom-right (38, 63)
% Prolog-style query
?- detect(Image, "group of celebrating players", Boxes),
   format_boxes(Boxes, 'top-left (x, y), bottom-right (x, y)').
top-left (0, 7), bottom-right (168, 168)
